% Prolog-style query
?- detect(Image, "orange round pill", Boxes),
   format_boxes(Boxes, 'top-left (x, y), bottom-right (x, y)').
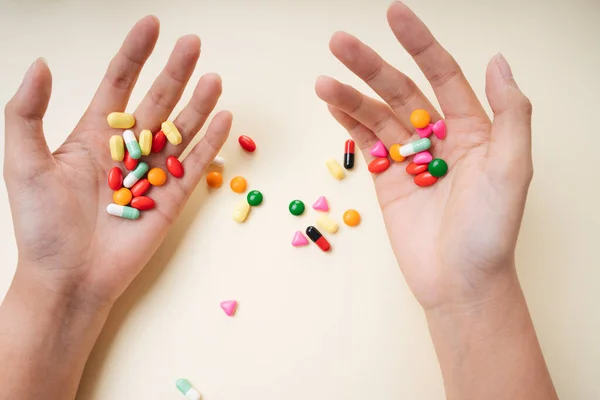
top-left (343, 209), bottom-right (361, 227)
top-left (206, 172), bottom-right (223, 188)
top-left (410, 109), bottom-right (431, 129)
top-left (148, 167), bottom-right (167, 186)
top-left (230, 176), bottom-right (247, 193)
top-left (113, 188), bottom-right (133, 206)
top-left (389, 144), bottom-right (406, 163)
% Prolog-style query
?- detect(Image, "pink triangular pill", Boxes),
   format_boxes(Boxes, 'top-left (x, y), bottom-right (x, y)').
top-left (313, 196), bottom-right (329, 212)
top-left (433, 120), bottom-right (447, 140)
top-left (220, 300), bottom-right (238, 316)
top-left (414, 151), bottom-right (433, 165)
top-left (416, 123), bottom-right (433, 138)
top-left (370, 140), bottom-right (388, 158)
top-left (292, 231), bottom-right (309, 247)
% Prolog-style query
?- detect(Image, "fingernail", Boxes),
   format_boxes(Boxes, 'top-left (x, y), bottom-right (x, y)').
top-left (495, 53), bottom-right (513, 79)
top-left (23, 59), bottom-right (37, 81)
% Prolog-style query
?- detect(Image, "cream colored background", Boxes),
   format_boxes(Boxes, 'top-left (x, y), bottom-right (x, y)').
top-left (0, 0), bottom-right (598, 398)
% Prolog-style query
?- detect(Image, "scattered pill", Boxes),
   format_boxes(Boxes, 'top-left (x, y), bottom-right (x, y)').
top-left (238, 135), bottom-right (256, 152)
top-left (428, 158), bottom-right (448, 177)
top-left (406, 162), bottom-right (429, 175)
top-left (306, 226), bottom-right (331, 252)
top-left (413, 151), bottom-right (433, 165)
top-left (108, 167), bottom-right (123, 191)
top-left (139, 129), bottom-right (152, 156)
top-left (130, 196), bottom-right (155, 210)
top-left (123, 150), bottom-right (139, 171)
top-left (147, 168), bottom-right (167, 186)
top-left (410, 109), bottom-right (431, 129)
top-left (106, 204), bottom-right (140, 220)
top-left (166, 156), bottom-right (184, 178)
top-left (107, 112), bottom-right (135, 129)
top-left (389, 144), bottom-right (406, 163)
top-left (220, 300), bottom-right (238, 316)
top-left (343, 209), bottom-right (361, 227)
top-left (414, 171), bottom-right (438, 187)
top-left (211, 156), bottom-right (225, 166)
top-left (344, 139), bottom-right (355, 170)
top-left (123, 162), bottom-right (149, 188)
top-left (152, 131), bottom-right (167, 153)
top-left (289, 200), bottom-right (306, 216)
top-left (416, 123), bottom-right (433, 138)
top-left (233, 200), bottom-right (250, 223)
top-left (292, 231), bottom-right (309, 247)
top-left (326, 158), bottom-right (345, 180)
top-left (113, 187), bottom-right (132, 206)
top-left (123, 130), bottom-right (142, 159)
top-left (131, 179), bottom-right (151, 197)
top-left (433, 120), bottom-right (447, 140)
top-left (161, 120), bottom-right (182, 145)
top-left (312, 196), bottom-right (329, 212)
top-left (317, 214), bottom-right (339, 234)
top-left (206, 172), bottom-right (223, 188)
top-left (370, 140), bottom-right (388, 158)
top-left (247, 190), bottom-right (263, 206)
top-left (368, 158), bottom-right (391, 174)
top-left (109, 135), bottom-right (125, 161)
top-left (175, 378), bottom-right (201, 400)
top-left (399, 138), bottom-right (431, 157)
top-left (230, 176), bottom-right (247, 193)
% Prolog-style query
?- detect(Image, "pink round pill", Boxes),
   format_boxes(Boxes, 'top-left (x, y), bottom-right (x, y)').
top-left (433, 120), bottom-right (447, 140)
top-left (414, 151), bottom-right (433, 165)
top-left (416, 124), bottom-right (433, 138)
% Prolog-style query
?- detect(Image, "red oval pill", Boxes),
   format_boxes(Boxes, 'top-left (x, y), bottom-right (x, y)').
top-left (124, 150), bottom-right (139, 171)
top-left (406, 162), bottom-right (429, 176)
top-left (166, 156), bottom-right (184, 178)
top-left (414, 172), bottom-right (438, 187)
top-left (238, 135), bottom-right (256, 152)
top-left (108, 167), bottom-right (123, 191)
top-left (152, 131), bottom-right (167, 153)
top-left (368, 158), bottom-right (391, 174)
top-left (130, 196), bottom-right (155, 210)
top-left (130, 179), bottom-right (150, 197)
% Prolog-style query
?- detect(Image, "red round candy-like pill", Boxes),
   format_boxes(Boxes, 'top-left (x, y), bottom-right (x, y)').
top-left (368, 158), bottom-right (391, 174)
top-left (238, 135), bottom-right (256, 152)
top-left (166, 156), bottom-right (184, 178)
top-left (414, 172), bottom-right (438, 187)
top-left (131, 179), bottom-right (150, 197)
top-left (406, 162), bottom-right (429, 176)
top-left (108, 167), bottom-right (123, 190)
top-left (152, 131), bottom-right (167, 153)
top-left (124, 150), bottom-right (139, 171)
top-left (130, 196), bottom-right (155, 210)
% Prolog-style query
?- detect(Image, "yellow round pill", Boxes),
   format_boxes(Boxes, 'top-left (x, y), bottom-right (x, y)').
top-left (113, 188), bottom-right (133, 206)
top-left (207, 172), bottom-right (223, 188)
top-left (148, 168), bottom-right (167, 186)
top-left (410, 109), bottom-right (431, 129)
top-left (230, 176), bottom-right (247, 193)
top-left (343, 209), bottom-right (361, 227)
top-left (389, 144), bottom-right (406, 163)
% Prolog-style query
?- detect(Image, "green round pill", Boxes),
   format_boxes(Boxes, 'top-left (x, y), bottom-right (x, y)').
top-left (289, 200), bottom-right (305, 216)
top-left (428, 158), bottom-right (448, 177)
top-left (247, 190), bottom-right (263, 206)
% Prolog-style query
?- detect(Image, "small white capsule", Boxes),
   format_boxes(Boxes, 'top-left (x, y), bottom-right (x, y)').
top-left (211, 156), bottom-right (225, 166)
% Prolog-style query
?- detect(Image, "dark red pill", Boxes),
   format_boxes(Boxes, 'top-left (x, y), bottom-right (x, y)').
top-left (124, 150), bottom-right (139, 171)
top-left (306, 226), bottom-right (331, 252)
top-left (344, 139), bottom-right (355, 170)
top-left (108, 167), bottom-right (123, 191)
top-left (152, 131), bottom-right (167, 153)
top-left (130, 179), bottom-right (150, 197)
top-left (406, 162), bottom-right (429, 176)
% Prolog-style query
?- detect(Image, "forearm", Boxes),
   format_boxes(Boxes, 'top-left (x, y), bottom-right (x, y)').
top-left (0, 266), bottom-right (110, 400)
top-left (426, 267), bottom-right (558, 400)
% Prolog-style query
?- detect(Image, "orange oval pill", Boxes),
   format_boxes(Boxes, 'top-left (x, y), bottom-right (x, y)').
top-left (368, 158), bottom-right (391, 174)
top-left (206, 172), bottom-right (223, 188)
top-left (113, 188), bottom-right (133, 206)
top-left (148, 168), bottom-right (167, 186)
top-left (343, 209), bottom-right (361, 227)
top-left (410, 109), bottom-right (431, 129)
top-left (130, 196), bottom-right (155, 210)
top-left (230, 176), bottom-right (247, 193)
top-left (406, 162), bottom-right (429, 176)
top-left (414, 172), bottom-right (438, 187)
top-left (389, 144), bottom-right (406, 163)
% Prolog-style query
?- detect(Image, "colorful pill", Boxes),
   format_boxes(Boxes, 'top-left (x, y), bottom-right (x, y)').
top-left (109, 135), bottom-right (125, 161)
top-left (389, 144), bottom-right (406, 163)
top-left (343, 209), bottom-right (361, 226)
top-left (130, 196), bottom-right (155, 210)
top-left (238, 135), bottom-right (256, 152)
top-left (161, 121), bottom-right (182, 145)
top-left (206, 172), bottom-right (223, 188)
top-left (413, 151), bottom-right (433, 165)
top-left (230, 176), bottom-right (247, 193)
top-left (368, 158), bottom-right (391, 174)
top-left (113, 188), bottom-right (133, 206)
top-left (289, 200), bottom-right (305, 216)
top-left (139, 129), bottom-right (152, 156)
top-left (107, 112), bottom-right (135, 129)
top-left (326, 158), bottom-right (345, 180)
top-left (176, 378), bottom-right (201, 400)
top-left (131, 178), bottom-right (150, 197)
top-left (123, 150), bottom-right (139, 171)
top-left (123, 130), bottom-right (142, 159)
top-left (152, 131), bottom-right (167, 153)
top-left (292, 231), bottom-right (309, 247)
top-left (410, 109), bottom-right (431, 129)
top-left (306, 226), bottom-right (330, 252)
top-left (433, 120), bottom-right (447, 140)
top-left (312, 196), bottom-right (329, 212)
top-left (123, 162), bottom-right (149, 188)
top-left (108, 167), bottom-right (123, 191)
top-left (106, 204), bottom-right (140, 220)
top-left (317, 214), bottom-right (339, 234)
top-left (370, 140), bottom-right (388, 158)
top-left (399, 138), bottom-right (431, 157)
top-left (416, 123), bottom-right (433, 138)
top-left (220, 300), bottom-right (238, 316)
top-left (428, 158), bottom-right (448, 177)
top-left (414, 172), bottom-right (438, 187)
top-left (406, 162), bottom-right (429, 175)
top-left (166, 156), bottom-right (184, 178)
top-left (148, 168), bottom-right (167, 186)
top-left (344, 140), bottom-right (355, 169)
top-left (211, 156), bottom-right (225, 166)
top-left (233, 200), bottom-right (250, 223)
top-left (247, 190), bottom-right (263, 206)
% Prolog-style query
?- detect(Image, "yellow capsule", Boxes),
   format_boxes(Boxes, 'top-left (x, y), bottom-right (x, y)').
top-left (389, 144), bottom-right (406, 162)
top-left (139, 129), bottom-right (152, 156)
top-left (317, 214), bottom-right (339, 234)
top-left (107, 112), bottom-right (135, 129)
top-left (113, 188), bottom-right (132, 206)
top-left (109, 135), bottom-right (125, 161)
top-left (233, 200), bottom-right (250, 223)
top-left (161, 120), bottom-right (182, 145)
top-left (326, 158), bottom-right (345, 180)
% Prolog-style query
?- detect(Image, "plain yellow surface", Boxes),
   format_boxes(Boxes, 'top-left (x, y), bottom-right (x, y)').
top-left (0, 0), bottom-right (599, 399)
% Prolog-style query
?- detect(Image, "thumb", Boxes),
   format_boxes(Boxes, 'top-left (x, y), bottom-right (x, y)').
top-left (4, 58), bottom-right (53, 179)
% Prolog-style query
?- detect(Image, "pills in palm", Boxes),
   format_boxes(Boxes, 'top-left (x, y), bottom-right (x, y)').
top-left (123, 150), bottom-right (138, 171)
top-left (230, 176), bottom-right (247, 193)
top-left (247, 190), bottom-right (263, 206)
top-left (413, 151), bottom-right (433, 165)
top-left (370, 140), bottom-right (388, 158)
top-left (123, 162), bottom-right (149, 188)
top-left (206, 172), bottom-right (223, 188)
top-left (131, 179), bottom-right (150, 197)
top-left (166, 156), bottom-right (184, 178)
top-left (148, 168), bottom-right (167, 186)
top-left (238, 135), bottom-right (256, 152)
top-left (414, 172), bottom-right (438, 187)
top-left (400, 138), bottom-right (431, 157)
top-left (433, 120), bottom-right (447, 140)
top-left (406, 162), bottom-right (429, 175)
top-left (368, 158), bottom-right (390, 174)
top-left (107, 204), bottom-right (139, 220)
top-left (107, 112), bottom-right (135, 129)
top-left (113, 188), bottom-right (132, 206)
top-left (410, 109), bottom-right (431, 129)
top-left (138, 129), bottom-right (152, 156)
top-left (123, 130), bottom-right (142, 159)
top-left (161, 120), bottom-right (182, 145)
top-left (389, 144), bottom-right (406, 163)
top-left (109, 135), bottom-right (125, 161)
top-left (428, 158), bottom-right (448, 177)
top-left (343, 209), bottom-right (361, 226)
top-left (130, 196), bottom-right (155, 210)
top-left (289, 200), bottom-right (305, 216)
top-left (151, 131), bottom-right (167, 153)
top-left (108, 167), bottom-right (123, 191)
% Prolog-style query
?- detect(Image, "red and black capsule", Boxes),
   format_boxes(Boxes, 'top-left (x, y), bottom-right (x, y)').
top-left (306, 226), bottom-right (331, 252)
top-left (344, 139), bottom-right (355, 170)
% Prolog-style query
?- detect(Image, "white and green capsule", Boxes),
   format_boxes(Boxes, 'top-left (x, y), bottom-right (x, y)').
top-left (123, 130), bottom-right (142, 159)
top-left (123, 162), bottom-right (148, 188)
top-left (400, 138), bottom-right (431, 157)
top-left (176, 378), bottom-right (201, 400)
top-left (106, 204), bottom-right (140, 220)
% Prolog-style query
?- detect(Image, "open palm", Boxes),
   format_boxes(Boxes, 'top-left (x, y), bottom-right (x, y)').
top-left (316, 2), bottom-right (533, 309)
top-left (4, 16), bottom-right (232, 306)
